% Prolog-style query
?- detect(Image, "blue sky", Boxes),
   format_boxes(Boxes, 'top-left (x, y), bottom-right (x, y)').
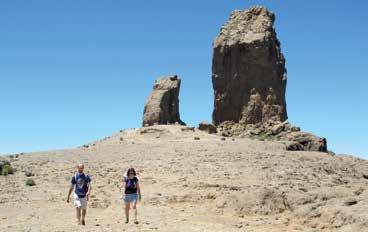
top-left (0, 0), bottom-right (367, 158)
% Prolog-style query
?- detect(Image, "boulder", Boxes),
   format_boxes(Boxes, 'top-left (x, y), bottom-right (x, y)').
top-left (271, 122), bottom-right (285, 135)
top-left (212, 6), bottom-right (287, 126)
top-left (24, 170), bottom-right (34, 177)
top-left (285, 141), bottom-right (306, 151)
top-left (286, 132), bottom-right (327, 152)
top-left (143, 75), bottom-right (185, 126)
top-left (198, 122), bottom-right (217, 134)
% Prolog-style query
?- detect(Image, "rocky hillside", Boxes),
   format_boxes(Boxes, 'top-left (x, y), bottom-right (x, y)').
top-left (0, 5), bottom-right (364, 232)
top-left (1, 125), bottom-right (367, 232)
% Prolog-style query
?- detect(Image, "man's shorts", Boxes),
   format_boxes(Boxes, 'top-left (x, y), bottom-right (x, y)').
top-left (74, 193), bottom-right (87, 209)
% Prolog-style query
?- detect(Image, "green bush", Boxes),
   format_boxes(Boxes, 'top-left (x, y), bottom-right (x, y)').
top-left (25, 179), bottom-right (36, 186)
top-left (1, 164), bottom-right (14, 176)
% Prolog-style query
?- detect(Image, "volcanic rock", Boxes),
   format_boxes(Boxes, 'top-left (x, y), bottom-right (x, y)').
top-left (285, 132), bottom-right (328, 152)
top-left (212, 6), bottom-right (287, 126)
top-left (143, 75), bottom-right (185, 126)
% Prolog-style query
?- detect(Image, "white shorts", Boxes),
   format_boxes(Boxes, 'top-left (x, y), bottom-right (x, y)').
top-left (74, 193), bottom-right (87, 209)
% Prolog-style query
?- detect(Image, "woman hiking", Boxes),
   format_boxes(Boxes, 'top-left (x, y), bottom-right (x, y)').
top-left (122, 167), bottom-right (141, 224)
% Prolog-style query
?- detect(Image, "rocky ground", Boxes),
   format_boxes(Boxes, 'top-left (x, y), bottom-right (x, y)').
top-left (1, 125), bottom-right (368, 232)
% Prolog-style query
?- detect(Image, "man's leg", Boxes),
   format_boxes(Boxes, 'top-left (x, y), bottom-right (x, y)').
top-left (80, 197), bottom-right (87, 225)
top-left (76, 207), bottom-right (81, 225)
top-left (81, 208), bottom-right (87, 225)
top-left (125, 202), bottom-right (130, 223)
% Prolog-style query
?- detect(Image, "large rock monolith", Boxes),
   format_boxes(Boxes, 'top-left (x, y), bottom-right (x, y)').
top-left (212, 6), bottom-right (287, 126)
top-left (143, 75), bottom-right (185, 126)
top-left (211, 6), bottom-right (328, 152)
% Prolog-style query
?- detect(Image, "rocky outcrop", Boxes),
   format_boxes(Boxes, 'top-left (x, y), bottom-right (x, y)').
top-left (217, 120), bottom-right (328, 152)
top-left (285, 132), bottom-right (327, 152)
top-left (143, 75), bottom-right (185, 126)
top-left (210, 6), bottom-right (328, 152)
top-left (198, 122), bottom-right (217, 134)
top-left (212, 6), bottom-right (287, 126)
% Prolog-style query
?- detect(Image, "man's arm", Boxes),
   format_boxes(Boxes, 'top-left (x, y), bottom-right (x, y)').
top-left (86, 182), bottom-right (92, 201)
top-left (67, 176), bottom-right (75, 203)
top-left (67, 184), bottom-right (74, 203)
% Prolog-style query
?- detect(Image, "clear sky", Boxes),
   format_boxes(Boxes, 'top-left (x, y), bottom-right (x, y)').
top-left (0, 0), bottom-right (367, 158)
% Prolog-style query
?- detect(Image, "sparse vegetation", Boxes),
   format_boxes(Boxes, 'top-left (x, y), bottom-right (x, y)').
top-left (1, 164), bottom-right (14, 176)
top-left (25, 179), bottom-right (36, 186)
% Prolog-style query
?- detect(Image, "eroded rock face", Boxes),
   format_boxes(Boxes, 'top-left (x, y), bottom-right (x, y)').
top-left (212, 6), bottom-right (287, 126)
top-left (143, 75), bottom-right (185, 126)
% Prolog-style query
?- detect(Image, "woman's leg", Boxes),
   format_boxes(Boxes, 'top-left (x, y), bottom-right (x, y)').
top-left (125, 202), bottom-right (130, 223)
top-left (132, 200), bottom-right (138, 223)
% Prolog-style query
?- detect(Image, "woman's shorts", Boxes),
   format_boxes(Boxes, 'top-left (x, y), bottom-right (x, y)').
top-left (124, 193), bottom-right (138, 203)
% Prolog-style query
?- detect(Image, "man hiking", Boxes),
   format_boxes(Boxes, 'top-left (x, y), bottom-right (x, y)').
top-left (66, 163), bottom-right (92, 226)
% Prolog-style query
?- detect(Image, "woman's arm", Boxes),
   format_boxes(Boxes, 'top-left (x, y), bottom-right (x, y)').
top-left (122, 177), bottom-right (127, 195)
top-left (137, 182), bottom-right (141, 201)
